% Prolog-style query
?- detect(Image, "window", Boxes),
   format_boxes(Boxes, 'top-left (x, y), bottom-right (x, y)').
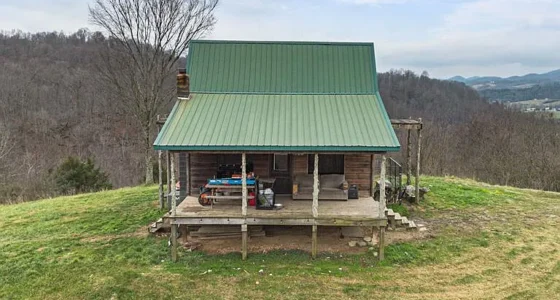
top-left (308, 154), bottom-right (344, 174)
top-left (273, 154), bottom-right (289, 171)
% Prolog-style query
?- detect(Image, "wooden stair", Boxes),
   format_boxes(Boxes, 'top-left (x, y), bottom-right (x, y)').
top-left (149, 218), bottom-right (166, 233)
top-left (385, 209), bottom-right (418, 231)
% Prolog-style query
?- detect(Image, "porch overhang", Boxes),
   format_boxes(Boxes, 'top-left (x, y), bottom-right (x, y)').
top-left (153, 93), bottom-right (401, 152)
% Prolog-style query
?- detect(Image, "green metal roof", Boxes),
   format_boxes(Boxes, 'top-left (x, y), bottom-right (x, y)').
top-left (187, 40), bottom-right (377, 95)
top-left (154, 40), bottom-right (400, 152)
top-left (154, 93), bottom-right (400, 152)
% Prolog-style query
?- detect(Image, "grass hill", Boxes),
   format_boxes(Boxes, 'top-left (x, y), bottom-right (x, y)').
top-left (1, 177), bottom-right (559, 299)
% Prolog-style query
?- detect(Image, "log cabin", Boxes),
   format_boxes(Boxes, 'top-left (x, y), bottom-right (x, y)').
top-left (153, 40), bottom-right (405, 261)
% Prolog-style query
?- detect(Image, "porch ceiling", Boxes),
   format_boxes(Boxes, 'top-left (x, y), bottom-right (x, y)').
top-left (153, 93), bottom-right (400, 152)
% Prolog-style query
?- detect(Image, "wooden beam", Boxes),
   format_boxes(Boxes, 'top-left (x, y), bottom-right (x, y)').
top-left (242, 153), bottom-right (247, 217)
top-left (171, 217), bottom-right (387, 227)
top-left (312, 154), bottom-right (319, 218)
top-left (186, 153), bottom-right (191, 196)
top-left (311, 225), bottom-right (318, 259)
top-left (378, 226), bottom-right (385, 260)
top-left (379, 155), bottom-right (386, 218)
top-left (158, 150), bottom-right (164, 209)
top-left (406, 129), bottom-right (412, 186)
top-left (370, 154), bottom-right (375, 196)
top-left (170, 152), bottom-right (177, 216)
top-left (241, 224), bottom-right (248, 260)
top-left (171, 224), bottom-right (178, 262)
top-left (415, 119), bottom-right (422, 203)
top-left (166, 151), bottom-right (171, 207)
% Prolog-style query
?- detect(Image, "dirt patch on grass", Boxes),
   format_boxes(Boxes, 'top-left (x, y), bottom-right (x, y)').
top-left (80, 226), bottom-right (149, 243)
top-left (181, 225), bottom-right (434, 255)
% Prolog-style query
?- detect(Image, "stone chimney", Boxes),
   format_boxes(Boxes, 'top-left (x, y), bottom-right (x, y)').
top-left (177, 68), bottom-right (190, 99)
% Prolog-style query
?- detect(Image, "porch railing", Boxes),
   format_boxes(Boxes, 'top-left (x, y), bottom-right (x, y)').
top-left (386, 157), bottom-right (403, 204)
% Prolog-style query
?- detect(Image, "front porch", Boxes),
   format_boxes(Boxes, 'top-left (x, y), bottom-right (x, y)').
top-left (168, 195), bottom-right (386, 227)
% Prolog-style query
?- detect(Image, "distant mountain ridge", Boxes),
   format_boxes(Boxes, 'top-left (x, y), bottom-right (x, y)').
top-left (449, 69), bottom-right (560, 102)
top-left (449, 69), bottom-right (560, 90)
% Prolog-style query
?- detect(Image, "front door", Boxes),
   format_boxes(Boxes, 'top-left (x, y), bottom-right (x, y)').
top-left (271, 154), bottom-right (291, 194)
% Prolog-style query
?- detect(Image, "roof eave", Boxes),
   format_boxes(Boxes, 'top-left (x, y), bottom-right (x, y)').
top-left (153, 145), bottom-right (400, 152)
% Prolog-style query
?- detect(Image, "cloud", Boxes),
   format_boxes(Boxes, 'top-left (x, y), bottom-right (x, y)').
top-left (341, 0), bottom-right (410, 4)
top-left (375, 0), bottom-right (560, 77)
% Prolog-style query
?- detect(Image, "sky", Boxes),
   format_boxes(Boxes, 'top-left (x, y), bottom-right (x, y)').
top-left (0, 0), bottom-right (559, 78)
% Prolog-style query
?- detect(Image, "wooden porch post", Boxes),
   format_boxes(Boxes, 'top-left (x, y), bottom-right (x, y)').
top-left (166, 151), bottom-right (171, 208)
top-left (242, 153), bottom-right (247, 217)
top-left (379, 154), bottom-right (386, 217)
top-left (415, 118), bottom-right (422, 203)
top-left (157, 115), bottom-right (164, 209)
top-left (312, 153), bottom-right (319, 259)
top-left (312, 153), bottom-right (319, 218)
top-left (378, 154), bottom-right (386, 261)
top-left (241, 153), bottom-right (248, 260)
top-left (170, 152), bottom-right (178, 262)
top-left (158, 150), bottom-right (164, 209)
top-left (170, 152), bottom-right (177, 215)
top-left (406, 128), bottom-right (412, 186)
top-left (370, 154), bottom-right (375, 196)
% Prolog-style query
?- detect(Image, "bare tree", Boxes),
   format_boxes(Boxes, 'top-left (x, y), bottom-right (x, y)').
top-left (89, 0), bottom-right (218, 183)
top-left (0, 122), bottom-right (13, 166)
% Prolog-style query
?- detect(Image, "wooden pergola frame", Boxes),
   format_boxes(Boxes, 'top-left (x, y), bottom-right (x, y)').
top-left (390, 118), bottom-right (423, 202)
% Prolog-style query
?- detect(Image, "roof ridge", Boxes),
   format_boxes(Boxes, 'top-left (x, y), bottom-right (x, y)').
top-left (190, 39), bottom-right (374, 47)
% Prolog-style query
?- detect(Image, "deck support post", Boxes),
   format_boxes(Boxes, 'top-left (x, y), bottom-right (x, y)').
top-left (415, 118), bottom-right (422, 203)
top-left (241, 153), bottom-right (247, 217)
top-left (311, 225), bottom-right (318, 259)
top-left (158, 150), bottom-right (164, 209)
top-left (166, 151), bottom-right (171, 209)
top-left (378, 226), bottom-right (385, 260)
top-left (406, 128), bottom-right (412, 186)
top-left (170, 152), bottom-right (177, 216)
top-left (241, 224), bottom-right (248, 260)
top-left (379, 154), bottom-right (387, 217)
top-left (171, 223), bottom-right (178, 262)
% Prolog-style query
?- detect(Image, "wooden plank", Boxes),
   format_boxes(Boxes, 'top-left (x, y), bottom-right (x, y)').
top-left (204, 185), bottom-right (256, 189)
top-left (205, 195), bottom-right (255, 200)
top-left (173, 218), bottom-right (386, 227)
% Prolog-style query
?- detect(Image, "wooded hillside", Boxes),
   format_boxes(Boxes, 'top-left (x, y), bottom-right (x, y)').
top-left (1, 30), bottom-right (559, 203)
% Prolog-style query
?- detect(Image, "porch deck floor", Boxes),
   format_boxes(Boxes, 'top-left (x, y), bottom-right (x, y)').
top-left (174, 195), bottom-right (382, 220)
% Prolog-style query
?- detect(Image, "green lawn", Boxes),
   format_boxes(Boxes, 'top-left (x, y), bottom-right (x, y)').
top-left (1, 177), bottom-right (559, 299)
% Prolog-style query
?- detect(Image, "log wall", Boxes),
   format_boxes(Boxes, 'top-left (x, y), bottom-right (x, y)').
top-left (344, 154), bottom-right (373, 197)
top-left (187, 153), bottom-right (373, 197)
top-left (291, 154), bottom-right (308, 176)
top-left (188, 153), bottom-right (271, 195)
